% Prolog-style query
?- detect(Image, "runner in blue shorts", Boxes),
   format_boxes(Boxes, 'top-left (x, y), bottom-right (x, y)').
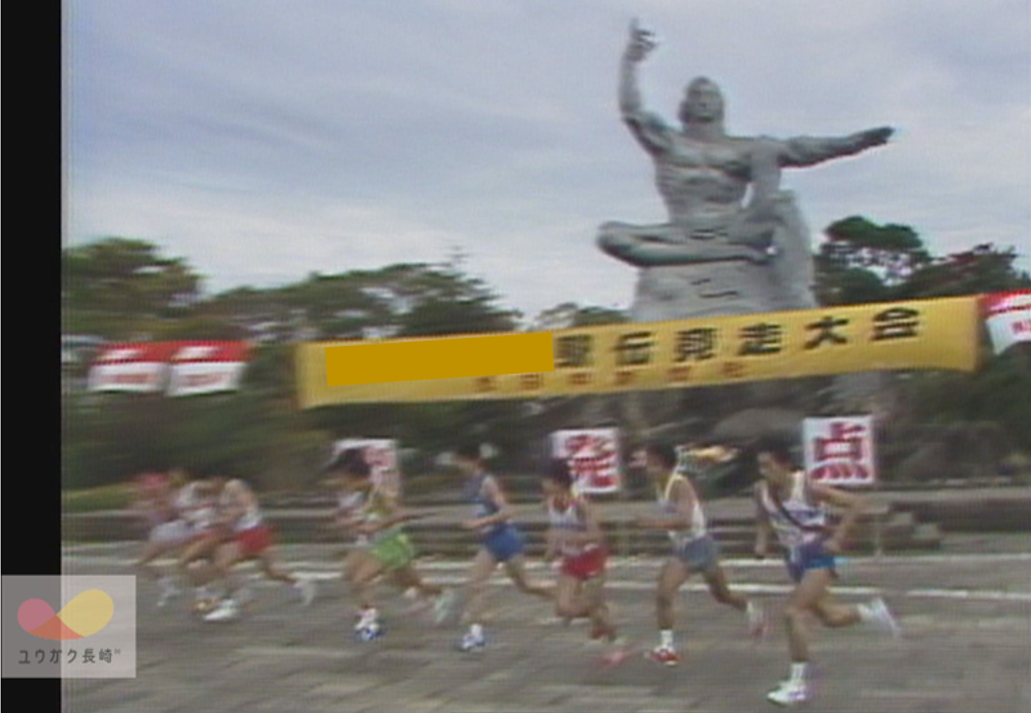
top-left (452, 442), bottom-right (553, 652)
top-left (754, 436), bottom-right (901, 707)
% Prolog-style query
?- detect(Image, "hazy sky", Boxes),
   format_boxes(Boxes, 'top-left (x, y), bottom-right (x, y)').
top-left (65, 0), bottom-right (1031, 321)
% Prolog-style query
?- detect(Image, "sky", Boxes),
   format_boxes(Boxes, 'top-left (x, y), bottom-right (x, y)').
top-left (65, 0), bottom-right (1031, 321)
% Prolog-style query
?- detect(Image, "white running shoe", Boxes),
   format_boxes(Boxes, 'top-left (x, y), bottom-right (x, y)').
top-left (867, 597), bottom-right (901, 638)
top-left (156, 578), bottom-right (180, 608)
top-left (457, 630), bottom-right (486, 652)
top-left (295, 578), bottom-right (316, 607)
top-left (356, 622), bottom-right (385, 642)
top-left (355, 620), bottom-right (383, 642)
top-left (645, 645), bottom-right (681, 666)
top-left (203, 598), bottom-right (241, 623)
top-left (355, 608), bottom-right (379, 632)
top-left (767, 680), bottom-right (809, 706)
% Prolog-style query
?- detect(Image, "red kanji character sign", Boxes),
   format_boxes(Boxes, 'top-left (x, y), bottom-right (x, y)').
top-left (803, 416), bottom-right (876, 486)
top-left (550, 429), bottom-right (622, 494)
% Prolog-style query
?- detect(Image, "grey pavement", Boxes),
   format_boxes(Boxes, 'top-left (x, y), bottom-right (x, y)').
top-left (59, 537), bottom-right (1031, 713)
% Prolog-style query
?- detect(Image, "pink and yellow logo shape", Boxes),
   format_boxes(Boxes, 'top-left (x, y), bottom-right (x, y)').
top-left (18, 589), bottom-right (114, 640)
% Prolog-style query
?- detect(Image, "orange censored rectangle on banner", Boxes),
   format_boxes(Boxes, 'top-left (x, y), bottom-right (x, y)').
top-left (324, 332), bottom-right (554, 386)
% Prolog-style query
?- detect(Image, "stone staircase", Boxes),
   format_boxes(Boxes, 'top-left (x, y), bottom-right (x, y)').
top-left (66, 483), bottom-right (1031, 553)
top-left (63, 504), bottom-right (942, 557)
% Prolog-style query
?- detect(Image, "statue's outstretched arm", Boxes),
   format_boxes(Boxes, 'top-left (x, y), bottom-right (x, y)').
top-left (619, 19), bottom-right (671, 156)
top-left (777, 127), bottom-right (893, 168)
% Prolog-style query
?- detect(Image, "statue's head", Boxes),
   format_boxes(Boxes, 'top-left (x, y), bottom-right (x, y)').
top-left (679, 77), bottom-right (724, 125)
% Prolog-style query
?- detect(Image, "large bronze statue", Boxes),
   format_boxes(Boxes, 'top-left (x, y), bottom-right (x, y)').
top-left (599, 20), bottom-right (893, 320)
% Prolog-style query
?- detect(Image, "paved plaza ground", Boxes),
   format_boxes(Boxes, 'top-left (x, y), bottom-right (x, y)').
top-left (61, 535), bottom-right (1030, 713)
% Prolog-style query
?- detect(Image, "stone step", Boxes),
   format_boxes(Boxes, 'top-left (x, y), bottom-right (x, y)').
top-left (61, 507), bottom-right (902, 543)
top-left (910, 522), bottom-right (944, 549)
top-left (894, 499), bottom-right (1030, 533)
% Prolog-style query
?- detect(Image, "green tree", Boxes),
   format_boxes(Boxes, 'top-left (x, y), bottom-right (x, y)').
top-left (62, 238), bottom-right (201, 339)
top-left (533, 302), bottom-right (629, 329)
top-left (817, 217), bottom-right (1029, 305)
top-left (571, 305), bottom-right (630, 327)
top-left (816, 217), bottom-right (1031, 462)
top-left (816, 216), bottom-right (931, 305)
top-left (899, 244), bottom-right (1031, 299)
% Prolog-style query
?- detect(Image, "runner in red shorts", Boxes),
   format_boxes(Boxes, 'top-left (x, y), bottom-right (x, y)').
top-left (541, 459), bottom-right (628, 663)
top-left (199, 477), bottom-right (316, 622)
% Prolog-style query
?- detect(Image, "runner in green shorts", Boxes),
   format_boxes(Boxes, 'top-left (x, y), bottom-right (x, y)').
top-left (325, 448), bottom-right (455, 641)
top-left (370, 528), bottom-right (416, 570)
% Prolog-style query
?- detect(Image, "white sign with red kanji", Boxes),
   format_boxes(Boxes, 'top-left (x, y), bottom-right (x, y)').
top-left (88, 341), bottom-right (250, 395)
top-left (803, 416), bottom-right (877, 487)
top-left (551, 429), bottom-right (622, 494)
top-left (333, 439), bottom-right (402, 493)
top-left (167, 342), bottom-right (250, 396)
top-left (87, 343), bottom-right (177, 393)
top-left (983, 289), bottom-right (1031, 355)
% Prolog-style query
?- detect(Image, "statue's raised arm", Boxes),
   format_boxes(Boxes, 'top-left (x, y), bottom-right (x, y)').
top-left (619, 19), bottom-right (671, 156)
top-left (775, 126), bottom-right (893, 168)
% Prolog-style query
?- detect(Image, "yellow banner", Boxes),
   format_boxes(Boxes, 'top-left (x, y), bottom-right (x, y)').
top-left (295, 296), bottom-right (979, 408)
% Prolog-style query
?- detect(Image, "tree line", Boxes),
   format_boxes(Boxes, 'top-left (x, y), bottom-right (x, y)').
top-left (61, 220), bottom-right (1030, 489)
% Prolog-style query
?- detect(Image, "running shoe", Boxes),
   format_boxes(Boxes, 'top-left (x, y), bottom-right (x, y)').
top-left (295, 578), bottom-right (316, 607)
top-left (457, 630), bottom-right (486, 652)
top-left (203, 598), bottom-right (241, 623)
top-left (767, 680), bottom-right (809, 706)
top-left (355, 621), bottom-right (383, 642)
top-left (156, 578), bottom-right (180, 608)
top-left (354, 609), bottom-right (379, 632)
top-left (867, 597), bottom-right (901, 638)
top-left (646, 645), bottom-right (681, 666)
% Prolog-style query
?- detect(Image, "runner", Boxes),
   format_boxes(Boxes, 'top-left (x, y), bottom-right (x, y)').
top-left (323, 448), bottom-right (454, 641)
top-left (131, 470), bottom-right (190, 607)
top-left (323, 448), bottom-right (374, 588)
top-left (541, 459), bottom-right (630, 664)
top-left (201, 477), bottom-right (316, 622)
top-left (174, 473), bottom-right (225, 613)
top-left (453, 442), bottom-right (553, 652)
top-left (753, 436), bottom-right (900, 706)
top-left (636, 443), bottom-right (766, 666)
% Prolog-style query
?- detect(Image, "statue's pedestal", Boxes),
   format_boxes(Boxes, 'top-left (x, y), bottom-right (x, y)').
top-left (594, 193), bottom-right (894, 449)
top-left (631, 263), bottom-right (777, 322)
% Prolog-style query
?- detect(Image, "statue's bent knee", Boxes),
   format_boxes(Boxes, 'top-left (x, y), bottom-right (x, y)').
top-left (597, 223), bottom-right (632, 255)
